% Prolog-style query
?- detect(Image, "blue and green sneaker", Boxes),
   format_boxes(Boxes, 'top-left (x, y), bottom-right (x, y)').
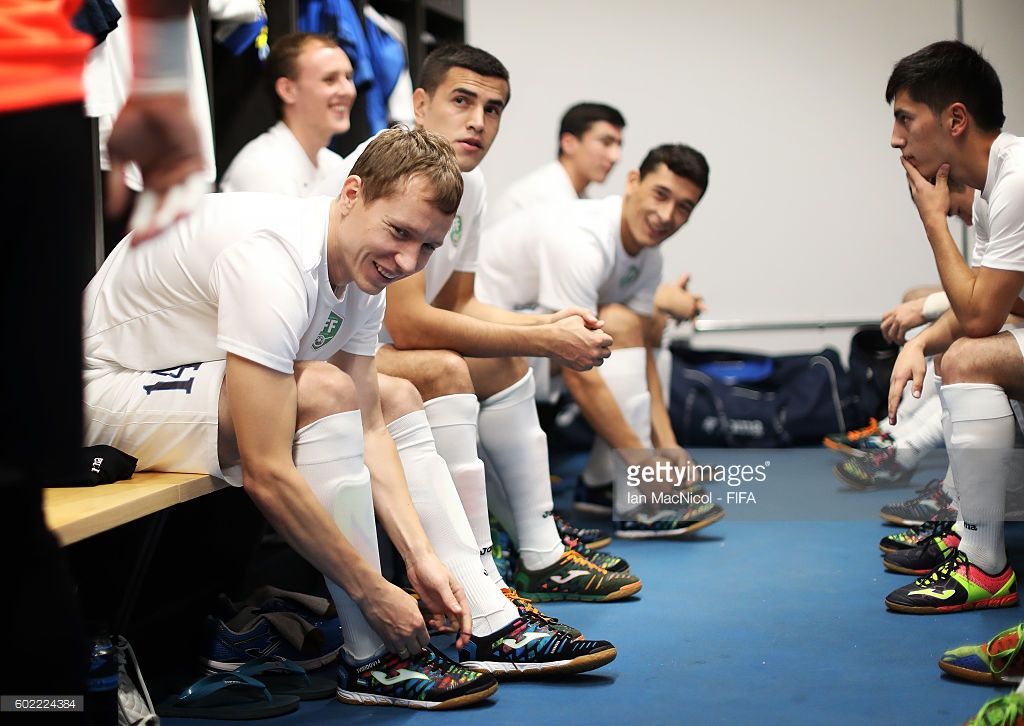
top-left (941, 622), bottom-right (1024, 685)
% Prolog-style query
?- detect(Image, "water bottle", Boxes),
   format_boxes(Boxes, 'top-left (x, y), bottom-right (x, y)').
top-left (84, 627), bottom-right (118, 726)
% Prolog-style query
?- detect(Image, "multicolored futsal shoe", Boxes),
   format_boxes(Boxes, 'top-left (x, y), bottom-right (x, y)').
top-left (963, 692), bottom-right (1024, 725)
top-left (823, 418), bottom-right (893, 457)
top-left (565, 536), bottom-right (630, 572)
top-left (459, 617), bottom-right (616, 678)
top-left (885, 550), bottom-right (1018, 614)
top-left (512, 549), bottom-right (642, 602)
top-left (614, 501), bottom-right (725, 539)
top-left (554, 511), bottom-right (612, 549)
top-left (880, 479), bottom-right (954, 526)
top-left (574, 479), bottom-right (614, 516)
top-left (489, 520), bottom-right (516, 583)
top-left (833, 448), bottom-right (911, 490)
top-left (335, 646), bottom-right (497, 710)
top-left (882, 522), bottom-right (960, 575)
top-left (502, 588), bottom-right (582, 640)
top-left (879, 511), bottom-right (957, 554)
top-left (940, 622), bottom-right (1024, 685)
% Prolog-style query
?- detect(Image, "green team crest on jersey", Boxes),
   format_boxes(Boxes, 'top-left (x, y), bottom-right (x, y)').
top-left (312, 312), bottom-right (344, 350)
top-left (449, 215), bottom-right (463, 246)
top-left (619, 264), bottom-right (640, 288)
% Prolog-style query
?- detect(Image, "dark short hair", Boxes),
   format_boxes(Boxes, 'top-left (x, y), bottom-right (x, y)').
top-left (265, 32), bottom-right (341, 119)
top-left (885, 40), bottom-right (1004, 132)
top-left (418, 44), bottom-right (510, 102)
top-left (639, 145), bottom-right (709, 197)
top-left (558, 102), bottom-right (626, 157)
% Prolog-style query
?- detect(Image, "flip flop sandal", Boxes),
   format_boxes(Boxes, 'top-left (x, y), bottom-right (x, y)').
top-left (236, 655), bottom-right (336, 700)
top-left (157, 672), bottom-right (300, 720)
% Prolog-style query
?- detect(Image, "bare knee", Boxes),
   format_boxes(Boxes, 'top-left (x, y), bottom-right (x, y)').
top-left (378, 374), bottom-right (424, 423)
top-left (599, 303), bottom-right (645, 349)
top-left (295, 362), bottom-right (358, 428)
top-left (942, 338), bottom-right (985, 384)
top-left (417, 350), bottom-right (474, 399)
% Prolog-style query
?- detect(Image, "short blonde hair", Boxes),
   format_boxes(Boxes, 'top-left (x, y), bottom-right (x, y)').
top-left (350, 127), bottom-right (463, 215)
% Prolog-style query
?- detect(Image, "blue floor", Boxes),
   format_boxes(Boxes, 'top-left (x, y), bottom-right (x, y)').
top-left (165, 448), bottom-right (1024, 725)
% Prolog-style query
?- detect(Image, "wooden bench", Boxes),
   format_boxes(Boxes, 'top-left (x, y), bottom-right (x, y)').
top-left (44, 472), bottom-right (227, 546)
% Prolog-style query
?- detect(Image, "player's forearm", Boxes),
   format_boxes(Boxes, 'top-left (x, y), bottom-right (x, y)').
top-left (458, 296), bottom-right (546, 326)
top-left (242, 463), bottom-right (385, 604)
top-left (914, 310), bottom-right (961, 357)
top-left (924, 220), bottom-right (986, 329)
top-left (563, 369), bottom-right (646, 450)
top-left (362, 425), bottom-right (434, 565)
top-left (387, 306), bottom-right (549, 358)
top-left (646, 348), bottom-right (678, 449)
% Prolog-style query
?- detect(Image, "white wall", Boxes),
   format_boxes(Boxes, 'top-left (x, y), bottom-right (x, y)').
top-left (466, 0), bottom-right (1021, 359)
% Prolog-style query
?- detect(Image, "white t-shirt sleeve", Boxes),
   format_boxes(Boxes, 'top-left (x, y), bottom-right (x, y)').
top-left (210, 233), bottom-right (311, 373)
top-left (536, 230), bottom-right (606, 313)
top-left (457, 176), bottom-right (486, 273)
top-left (340, 292), bottom-right (387, 357)
top-left (970, 194), bottom-right (990, 265)
top-left (978, 168), bottom-right (1024, 272)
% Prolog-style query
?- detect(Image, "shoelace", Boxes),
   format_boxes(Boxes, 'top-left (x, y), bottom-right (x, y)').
top-left (914, 549), bottom-right (967, 587)
top-left (846, 418), bottom-right (879, 441)
top-left (985, 623), bottom-right (1024, 676)
top-left (974, 692), bottom-right (1024, 723)
top-left (562, 547), bottom-right (606, 572)
top-left (502, 588), bottom-right (564, 628)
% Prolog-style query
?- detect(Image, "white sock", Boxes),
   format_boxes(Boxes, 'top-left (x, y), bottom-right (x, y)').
top-left (477, 370), bottom-right (563, 571)
top-left (942, 383), bottom-right (1015, 574)
top-left (292, 411), bottom-right (385, 662)
top-left (655, 347), bottom-right (672, 405)
top-left (582, 346), bottom-right (651, 486)
top-left (892, 393), bottom-right (944, 470)
top-left (422, 395), bottom-right (505, 585)
top-left (387, 410), bottom-right (517, 636)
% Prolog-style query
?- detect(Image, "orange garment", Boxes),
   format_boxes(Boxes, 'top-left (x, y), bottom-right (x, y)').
top-left (0, 0), bottom-right (92, 113)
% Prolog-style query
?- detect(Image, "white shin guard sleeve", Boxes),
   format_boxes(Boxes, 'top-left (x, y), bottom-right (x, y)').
top-left (422, 396), bottom-right (493, 554)
top-left (387, 410), bottom-right (516, 635)
top-left (477, 370), bottom-right (563, 571)
top-left (942, 383), bottom-right (1016, 573)
top-left (292, 411), bottom-right (385, 662)
top-left (583, 346), bottom-right (652, 485)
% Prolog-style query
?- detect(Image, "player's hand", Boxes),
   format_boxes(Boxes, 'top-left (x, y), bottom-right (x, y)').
top-left (880, 298), bottom-right (928, 344)
top-left (655, 275), bottom-right (705, 322)
top-left (106, 93), bottom-right (207, 244)
top-left (888, 339), bottom-right (927, 425)
top-left (548, 306), bottom-right (604, 330)
top-left (358, 576), bottom-right (432, 657)
top-left (406, 553), bottom-right (472, 650)
top-left (546, 315), bottom-right (613, 371)
top-left (902, 158), bottom-right (950, 231)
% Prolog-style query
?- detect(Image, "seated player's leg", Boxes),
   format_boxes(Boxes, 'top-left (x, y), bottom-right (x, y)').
top-left (376, 346), bottom-right (501, 583)
top-left (577, 304), bottom-right (651, 513)
top-left (376, 371), bottom-right (618, 675)
top-left (885, 331), bottom-right (1024, 614)
top-left (468, 355), bottom-right (641, 602)
top-left (376, 373), bottom-right (519, 636)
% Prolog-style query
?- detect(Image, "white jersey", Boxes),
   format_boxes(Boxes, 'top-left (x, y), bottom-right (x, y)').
top-left (476, 195), bottom-right (662, 316)
top-left (340, 134), bottom-right (485, 304)
top-left (488, 161), bottom-right (580, 226)
top-left (220, 121), bottom-right (349, 198)
top-left (83, 194), bottom-right (385, 375)
top-left (970, 133), bottom-right (1024, 301)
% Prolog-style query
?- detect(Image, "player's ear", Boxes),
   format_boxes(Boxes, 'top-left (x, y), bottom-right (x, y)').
top-left (275, 76), bottom-right (296, 106)
top-left (625, 169), bottom-right (641, 193)
top-left (339, 175), bottom-right (362, 212)
top-left (560, 132), bottom-right (578, 158)
top-left (412, 87), bottom-right (430, 126)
